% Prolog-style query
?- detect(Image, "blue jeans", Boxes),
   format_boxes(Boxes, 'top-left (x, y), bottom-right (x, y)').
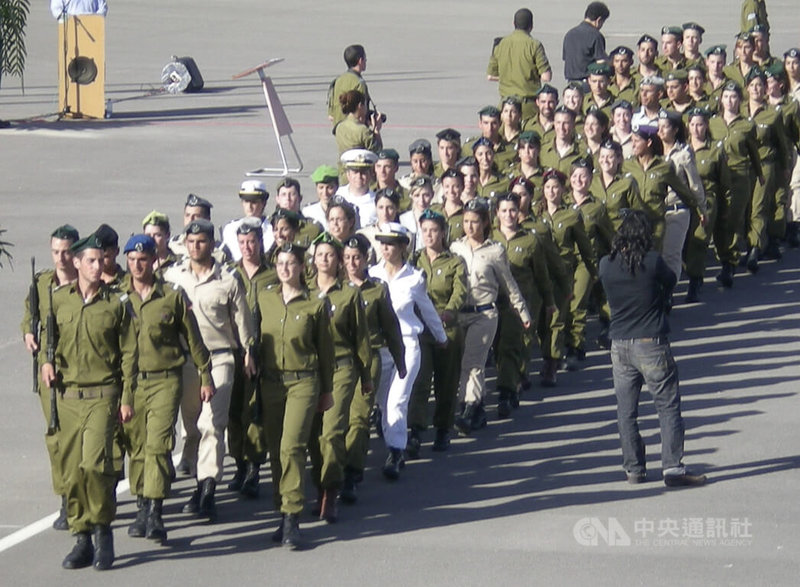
top-left (610, 337), bottom-right (685, 476)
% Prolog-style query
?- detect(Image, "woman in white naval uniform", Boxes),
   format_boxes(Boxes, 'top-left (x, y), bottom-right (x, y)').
top-left (369, 223), bottom-right (447, 479)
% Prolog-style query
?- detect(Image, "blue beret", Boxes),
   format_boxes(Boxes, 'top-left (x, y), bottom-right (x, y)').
top-left (124, 234), bottom-right (157, 255)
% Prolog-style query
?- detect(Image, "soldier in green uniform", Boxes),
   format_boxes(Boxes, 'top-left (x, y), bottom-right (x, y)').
top-left (21, 224), bottom-right (79, 530)
top-left (487, 8), bottom-right (552, 120)
top-left (258, 244), bottom-right (335, 549)
top-left (492, 193), bottom-right (553, 413)
top-left (433, 128), bottom-right (462, 179)
top-left (462, 106), bottom-right (517, 172)
top-left (583, 107), bottom-right (611, 159)
top-left (584, 62), bottom-right (615, 118)
top-left (704, 45), bottom-right (730, 114)
top-left (535, 169), bottom-right (595, 384)
top-left (399, 139), bottom-right (436, 195)
top-left (171, 193), bottom-right (231, 266)
top-left (142, 211), bottom-right (179, 275)
top-left (458, 156), bottom-right (481, 206)
top-left (408, 210), bottom-right (467, 450)
top-left (744, 67), bottom-right (792, 271)
top-left (521, 84), bottom-right (557, 143)
top-left (499, 96), bottom-right (524, 146)
top-left (684, 108), bottom-right (733, 302)
top-left (308, 233), bottom-right (371, 523)
top-left (724, 33), bottom-right (757, 100)
top-left (662, 69), bottom-right (696, 118)
top-left (609, 46), bottom-right (638, 107)
top-left (681, 23), bottom-right (706, 70)
top-left (709, 81), bottom-right (764, 286)
top-left (622, 125), bottom-right (701, 249)
top-left (508, 131), bottom-right (545, 200)
top-left (42, 234), bottom-right (137, 570)
top-left (341, 235), bottom-right (405, 502)
top-left (610, 99), bottom-right (635, 158)
top-left (273, 177), bottom-right (324, 247)
top-left (566, 158), bottom-right (613, 368)
top-left (592, 139), bottom-right (641, 230)
top-left (563, 82), bottom-right (587, 132)
top-left (121, 235), bottom-right (212, 544)
top-left (302, 165), bottom-right (339, 230)
top-left (687, 66), bottom-right (712, 112)
top-left (373, 149), bottom-right (409, 211)
top-left (656, 26), bottom-right (687, 72)
top-left (327, 44), bottom-right (373, 128)
top-left (751, 24), bottom-right (777, 69)
top-left (432, 169), bottom-right (466, 244)
top-left (473, 137), bottom-right (512, 199)
top-left (226, 219), bottom-right (278, 498)
top-left (540, 105), bottom-right (593, 177)
top-left (741, 0), bottom-right (769, 34)
top-left (334, 89), bottom-right (383, 173)
top-left (633, 34), bottom-right (663, 87)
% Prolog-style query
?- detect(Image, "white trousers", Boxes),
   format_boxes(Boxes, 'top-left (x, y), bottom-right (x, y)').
top-left (377, 336), bottom-right (420, 450)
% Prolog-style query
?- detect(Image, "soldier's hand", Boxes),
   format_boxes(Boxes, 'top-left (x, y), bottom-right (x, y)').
top-left (361, 380), bottom-right (374, 395)
top-left (243, 351), bottom-right (257, 379)
top-left (24, 333), bottom-right (39, 353)
top-left (200, 384), bottom-right (215, 402)
top-left (41, 363), bottom-right (56, 387)
top-left (440, 310), bottom-right (455, 327)
top-left (397, 364), bottom-right (408, 379)
top-left (546, 305), bottom-right (557, 317)
top-left (317, 391), bottom-right (334, 413)
top-left (699, 213), bottom-right (708, 227)
top-left (522, 320), bottom-right (532, 330)
top-left (119, 404), bottom-right (134, 423)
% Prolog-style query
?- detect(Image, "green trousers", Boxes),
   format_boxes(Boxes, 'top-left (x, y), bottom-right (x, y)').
top-left (37, 382), bottom-right (64, 495)
top-left (409, 327), bottom-right (463, 431)
top-left (719, 168), bottom-right (753, 267)
top-left (495, 303), bottom-right (528, 393)
top-left (261, 373), bottom-right (318, 514)
top-left (769, 174), bottom-right (789, 240)
top-left (308, 363), bottom-right (357, 490)
top-left (227, 354), bottom-right (266, 464)
top-left (685, 197), bottom-right (719, 279)
top-left (749, 161), bottom-right (776, 250)
top-left (124, 371), bottom-right (181, 499)
top-left (566, 263), bottom-right (593, 351)
top-left (345, 350), bottom-right (380, 474)
top-left (539, 270), bottom-right (572, 360)
top-left (58, 388), bottom-right (119, 533)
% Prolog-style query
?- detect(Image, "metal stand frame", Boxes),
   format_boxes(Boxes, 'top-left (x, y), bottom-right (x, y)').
top-left (232, 58), bottom-right (303, 177)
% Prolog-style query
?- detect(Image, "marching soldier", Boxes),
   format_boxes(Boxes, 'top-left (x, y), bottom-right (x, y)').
top-left (120, 235), bottom-right (212, 543)
top-left (21, 224), bottom-right (79, 530)
top-left (41, 234), bottom-right (137, 570)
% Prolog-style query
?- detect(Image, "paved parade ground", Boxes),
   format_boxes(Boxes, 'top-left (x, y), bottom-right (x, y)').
top-left (1, 1), bottom-right (799, 584)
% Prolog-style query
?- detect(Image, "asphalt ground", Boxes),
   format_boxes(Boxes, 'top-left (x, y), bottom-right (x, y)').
top-left (1, 1), bottom-right (799, 584)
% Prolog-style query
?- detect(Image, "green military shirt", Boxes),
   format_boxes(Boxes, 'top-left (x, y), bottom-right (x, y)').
top-left (582, 94), bottom-right (614, 119)
top-left (50, 282), bottom-right (138, 405)
top-left (539, 203), bottom-right (597, 276)
top-left (430, 203), bottom-right (465, 245)
top-left (328, 69), bottom-right (369, 127)
top-left (703, 79), bottom-right (729, 115)
top-left (610, 76), bottom-right (639, 107)
top-left (655, 55), bottom-right (687, 72)
top-left (708, 113), bottom-right (763, 176)
top-left (774, 97), bottom-right (800, 152)
top-left (311, 279), bottom-right (372, 383)
top-left (21, 269), bottom-right (73, 341)
top-left (231, 257), bottom-right (279, 310)
top-left (460, 137), bottom-right (517, 172)
top-left (526, 215), bottom-right (573, 297)
top-left (491, 227), bottom-right (553, 309)
top-left (590, 171), bottom-right (641, 230)
top-left (693, 139), bottom-right (732, 203)
top-left (154, 252), bottom-right (180, 279)
top-left (741, 0), bottom-right (769, 33)
top-left (410, 249), bottom-right (467, 319)
top-left (487, 29), bottom-right (551, 99)
top-left (623, 156), bottom-right (700, 225)
top-left (295, 217), bottom-right (324, 248)
top-left (521, 118), bottom-right (555, 144)
top-left (335, 116), bottom-right (381, 158)
top-left (571, 196), bottom-right (615, 260)
top-left (748, 103), bottom-right (792, 173)
top-left (120, 275), bottom-right (212, 387)
top-left (357, 278), bottom-right (405, 368)
top-left (476, 172), bottom-right (511, 199)
top-left (257, 284), bottom-right (335, 396)
top-left (540, 138), bottom-right (593, 177)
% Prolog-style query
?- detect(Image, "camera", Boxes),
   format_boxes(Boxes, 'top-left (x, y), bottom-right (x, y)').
top-left (368, 110), bottom-right (387, 124)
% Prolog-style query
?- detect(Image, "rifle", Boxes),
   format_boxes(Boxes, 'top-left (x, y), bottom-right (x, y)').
top-left (29, 257), bottom-right (40, 394)
top-left (46, 286), bottom-right (60, 432)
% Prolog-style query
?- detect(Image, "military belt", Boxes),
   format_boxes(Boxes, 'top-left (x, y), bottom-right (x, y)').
top-left (665, 204), bottom-right (688, 212)
top-left (209, 348), bottom-right (234, 356)
top-left (264, 370), bottom-right (315, 383)
top-left (138, 368), bottom-right (181, 380)
top-left (461, 303), bottom-right (496, 313)
top-left (335, 357), bottom-right (354, 368)
top-left (62, 384), bottom-right (120, 400)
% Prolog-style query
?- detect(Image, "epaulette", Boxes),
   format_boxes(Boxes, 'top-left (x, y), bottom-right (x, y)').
top-left (624, 172), bottom-right (632, 178)
top-left (266, 283), bottom-right (277, 290)
top-left (120, 293), bottom-right (129, 302)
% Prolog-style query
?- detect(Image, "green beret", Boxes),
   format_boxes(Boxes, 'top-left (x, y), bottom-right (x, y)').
top-left (704, 44), bottom-right (727, 57)
top-left (310, 164), bottom-right (339, 184)
top-left (270, 207), bottom-right (303, 227)
top-left (764, 62), bottom-right (786, 79)
top-left (686, 107), bottom-right (711, 120)
top-left (51, 224), bottom-right (79, 242)
top-left (587, 62), bottom-right (613, 77)
top-left (312, 231), bottom-right (343, 249)
top-left (518, 130), bottom-right (541, 146)
top-left (785, 48), bottom-right (800, 60)
top-left (435, 128), bottom-right (461, 144)
top-left (377, 148), bottom-right (400, 161)
top-left (478, 105), bottom-right (500, 118)
top-left (535, 83), bottom-right (559, 97)
top-left (70, 234), bottom-right (104, 253)
top-left (745, 66), bottom-right (766, 85)
top-left (661, 26), bottom-right (683, 37)
top-left (141, 210), bottom-right (170, 230)
top-left (749, 24), bottom-right (768, 35)
top-left (665, 69), bottom-right (689, 82)
top-left (682, 22), bottom-right (705, 35)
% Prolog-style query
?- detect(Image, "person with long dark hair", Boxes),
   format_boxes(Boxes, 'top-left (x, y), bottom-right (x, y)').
top-left (599, 210), bottom-right (706, 488)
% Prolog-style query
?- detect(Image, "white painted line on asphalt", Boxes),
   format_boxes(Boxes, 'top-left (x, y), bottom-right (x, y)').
top-left (0, 454), bottom-right (185, 554)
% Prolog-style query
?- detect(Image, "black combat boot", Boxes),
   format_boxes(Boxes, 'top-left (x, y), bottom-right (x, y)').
top-left (198, 478), bottom-right (217, 520)
top-left (497, 387), bottom-right (513, 419)
top-left (281, 514), bottom-right (304, 550)
top-left (716, 263), bottom-right (734, 288)
top-left (381, 448), bottom-right (405, 480)
top-left (92, 525), bottom-right (114, 571)
top-left (405, 428), bottom-right (422, 460)
top-left (746, 246), bottom-right (760, 274)
top-left (470, 402), bottom-right (488, 430)
top-left (685, 276), bottom-right (702, 303)
top-left (339, 467), bottom-right (358, 504)
top-left (227, 459), bottom-right (247, 491)
top-left (271, 515), bottom-right (285, 543)
top-left (62, 531), bottom-right (93, 569)
top-left (127, 495), bottom-right (148, 537)
top-left (240, 462), bottom-right (260, 498)
top-left (145, 498), bottom-right (167, 543)
top-left (182, 481), bottom-right (201, 514)
top-left (432, 428), bottom-right (451, 452)
top-left (53, 495), bottom-right (69, 531)
top-left (455, 403), bottom-right (476, 436)
top-left (320, 487), bottom-right (339, 523)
